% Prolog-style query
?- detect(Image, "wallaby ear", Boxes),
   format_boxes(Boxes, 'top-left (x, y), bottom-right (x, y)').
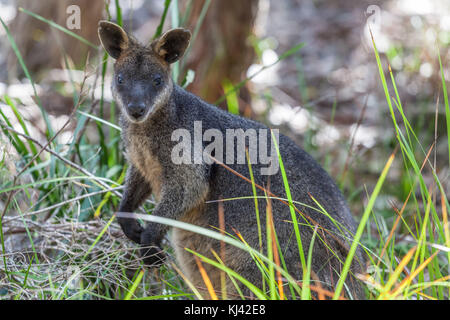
top-left (98, 20), bottom-right (129, 59)
top-left (153, 28), bottom-right (191, 64)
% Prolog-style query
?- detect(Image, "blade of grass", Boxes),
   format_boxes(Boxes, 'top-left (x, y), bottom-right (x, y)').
top-left (378, 245), bottom-right (417, 299)
top-left (0, 14), bottom-right (53, 138)
top-left (171, 262), bottom-right (204, 300)
top-left (404, 189), bottom-right (433, 297)
top-left (171, 0), bottom-right (180, 82)
top-left (152, 0), bottom-right (172, 40)
top-left (82, 215), bottom-right (116, 260)
top-left (267, 197), bottom-right (285, 300)
top-left (302, 225), bottom-right (319, 300)
top-left (0, 204), bottom-right (10, 281)
top-left (378, 141), bottom-right (435, 265)
top-left (270, 129), bottom-right (307, 277)
top-left (0, 108), bottom-right (28, 155)
top-left (266, 197), bottom-right (276, 299)
top-left (438, 47), bottom-right (450, 167)
top-left (333, 151), bottom-right (395, 299)
top-left (0, 176), bottom-right (118, 195)
top-left (21, 256), bottom-right (35, 289)
top-left (217, 202), bottom-right (227, 299)
top-left (391, 249), bottom-right (440, 298)
top-left (114, 0), bottom-right (123, 26)
top-left (124, 269), bottom-right (145, 300)
top-left (246, 149), bottom-right (262, 252)
top-left (194, 256), bottom-right (218, 300)
top-left (441, 191), bottom-right (450, 297)
top-left (210, 249), bottom-right (245, 299)
top-left (370, 29), bottom-right (398, 133)
top-left (77, 111), bottom-right (122, 131)
top-left (18, 8), bottom-right (97, 49)
top-left (406, 275), bottom-right (450, 299)
top-left (222, 78), bottom-right (240, 115)
top-left (94, 166), bottom-right (126, 218)
top-left (3, 95), bottom-right (38, 156)
top-left (180, 0), bottom-right (212, 73)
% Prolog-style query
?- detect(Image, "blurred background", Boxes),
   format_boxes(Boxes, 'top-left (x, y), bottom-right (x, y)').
top-left (0, 0), bottom-right (449, 299)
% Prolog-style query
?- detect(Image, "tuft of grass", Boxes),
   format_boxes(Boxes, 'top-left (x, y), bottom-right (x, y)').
top-left (438, 48), bottom-right (450, 167)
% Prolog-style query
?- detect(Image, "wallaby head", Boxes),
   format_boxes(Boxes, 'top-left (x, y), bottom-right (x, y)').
top-left (98, 21), bottom-right (191, 123)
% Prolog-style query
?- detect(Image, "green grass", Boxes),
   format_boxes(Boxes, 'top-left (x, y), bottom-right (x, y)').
top-left (0, 2), bottom-right (449, 300)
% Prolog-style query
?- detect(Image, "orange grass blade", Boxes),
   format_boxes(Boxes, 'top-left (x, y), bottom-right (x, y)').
top-left (298, 282), bottom-right (347, 300)
top-left (195, 256), bottom-right (218, 300)
top-left (267, 198), bottom-right (285, 300)
top-left (390, 250), bottom-right (440, 298)
top-left (378, 142), bottom-right (435, 265)
top-left (378, 246), bottom-right (417, 299)
top-left (218, 201), bottom-right (227, 299)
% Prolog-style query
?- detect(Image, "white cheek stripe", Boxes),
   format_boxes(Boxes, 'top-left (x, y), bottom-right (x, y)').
top-left (114, 81), bottom-right (173, 124)
top-left (150, 81), bottom-right (173, 115)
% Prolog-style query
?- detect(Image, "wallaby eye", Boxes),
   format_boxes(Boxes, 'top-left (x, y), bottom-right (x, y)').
top-left (153, 75), bottom-right (162, 87)
top-left (117, 74), bottom-right (124, 84)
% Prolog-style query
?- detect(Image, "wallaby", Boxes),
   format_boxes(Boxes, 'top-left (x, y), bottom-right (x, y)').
top-left (98, 21), bottom-right (366, 299)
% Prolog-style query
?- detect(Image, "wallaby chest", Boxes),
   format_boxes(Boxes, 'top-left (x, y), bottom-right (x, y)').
top-left (126, 133), bottom-right (163, 200)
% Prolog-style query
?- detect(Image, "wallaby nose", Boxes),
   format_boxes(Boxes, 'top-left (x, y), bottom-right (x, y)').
top-left (127, 102), bottom-right (146, 119)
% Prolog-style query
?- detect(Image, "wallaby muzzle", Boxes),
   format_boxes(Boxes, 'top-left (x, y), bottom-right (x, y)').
top-left (127, 102), bottom-right (146, 120)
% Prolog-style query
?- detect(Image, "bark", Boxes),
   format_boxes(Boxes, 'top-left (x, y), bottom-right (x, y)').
top-left (182, 0), bottom-right (259, 115)
top-left (8, 0), bottom-right (103, 80)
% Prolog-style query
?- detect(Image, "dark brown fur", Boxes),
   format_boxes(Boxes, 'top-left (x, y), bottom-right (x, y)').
top-left (98, 21), bottom-right (367, 299)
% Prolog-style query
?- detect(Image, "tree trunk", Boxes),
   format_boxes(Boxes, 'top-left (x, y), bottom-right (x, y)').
top-left (8, 0), bottom-right (103, 80)
top-left (182, 0), bottom-right (259, 115)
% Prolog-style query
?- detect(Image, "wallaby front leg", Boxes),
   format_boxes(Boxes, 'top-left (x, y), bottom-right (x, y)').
top-left (117, 165), bottom-right (152, 243)
top-left (140, 180), bottom-right (209, 266)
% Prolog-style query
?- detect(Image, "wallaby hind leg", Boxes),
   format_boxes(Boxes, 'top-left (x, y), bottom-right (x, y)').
top-left (172, 228), bottom-right (257, 299)
top-left (172, 228), bottom-right (221, 298)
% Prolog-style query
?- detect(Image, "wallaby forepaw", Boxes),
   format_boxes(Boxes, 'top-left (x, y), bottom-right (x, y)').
top-left (121, 222), bottom-right (143, 244)
top-left (140, 245), bottom-right (166, 267)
